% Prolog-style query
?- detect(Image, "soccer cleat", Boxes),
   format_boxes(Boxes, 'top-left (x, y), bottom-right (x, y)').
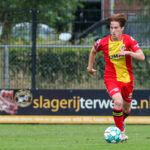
top-left (120, 132), bottom-right (128, 142)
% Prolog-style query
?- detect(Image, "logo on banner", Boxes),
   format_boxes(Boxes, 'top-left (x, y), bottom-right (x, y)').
top-left (14, 90), bottom-right (33, 107)
top-left (14, 90), bottom-right (150, 112)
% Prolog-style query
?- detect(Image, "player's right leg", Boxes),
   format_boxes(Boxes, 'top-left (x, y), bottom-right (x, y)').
top-left (105, 81), bottom-right (124, 132)
top-left (105, 80), bottom-right (128, 141)
top-left (112, 93), bottom-right (128, 141)
top-left (112, 93), bottom-right (124, 132)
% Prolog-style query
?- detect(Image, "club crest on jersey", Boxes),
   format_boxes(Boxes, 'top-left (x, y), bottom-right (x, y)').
top-left (120, 44), bottom-right (126, 51)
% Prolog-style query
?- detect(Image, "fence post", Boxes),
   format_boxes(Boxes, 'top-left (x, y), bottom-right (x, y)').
top-left (110, 0), bottom-right (114, 15)
top-left (32, 9), bottom-right (37, 89)
top-left (5, 46), bottom-right (9, 89)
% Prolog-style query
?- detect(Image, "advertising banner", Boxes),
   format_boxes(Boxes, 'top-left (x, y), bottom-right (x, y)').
top-left (0, 89), bottom-right (150, 124)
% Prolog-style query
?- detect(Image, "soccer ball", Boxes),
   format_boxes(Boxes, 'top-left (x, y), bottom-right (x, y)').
top-left (104, 126), bottom-right (122, 143)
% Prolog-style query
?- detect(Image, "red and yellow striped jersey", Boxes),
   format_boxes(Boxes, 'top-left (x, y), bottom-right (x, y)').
top-left (94, 34), bottom-right (140, 83)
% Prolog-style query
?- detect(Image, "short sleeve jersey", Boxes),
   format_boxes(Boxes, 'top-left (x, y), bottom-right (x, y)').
top-left (93, 34), bottom-right (140, 83)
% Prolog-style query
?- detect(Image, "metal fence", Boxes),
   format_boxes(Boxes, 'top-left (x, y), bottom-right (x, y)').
top-left (0, 9), bottom-right (150, 89)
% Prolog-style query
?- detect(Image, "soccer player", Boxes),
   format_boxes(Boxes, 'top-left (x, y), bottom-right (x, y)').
top-left (87, 13), bottom-right (145, 141)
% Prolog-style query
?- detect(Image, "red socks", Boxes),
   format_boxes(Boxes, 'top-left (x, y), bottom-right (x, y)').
top-left (123, 110), bottom-right (131, 121)
top-left (113, 108), bottom-right (124, 132)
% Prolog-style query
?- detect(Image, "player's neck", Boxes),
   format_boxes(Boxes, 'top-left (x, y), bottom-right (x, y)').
top-left (111, 35), bottom-right (122, 41)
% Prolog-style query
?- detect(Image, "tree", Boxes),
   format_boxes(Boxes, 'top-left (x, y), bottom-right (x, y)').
top-left (0, 0), bottom-right (81, 42)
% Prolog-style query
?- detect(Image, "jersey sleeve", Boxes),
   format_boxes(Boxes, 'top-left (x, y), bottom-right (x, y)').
top-left (129, 36), bottom-right (140, 52)
top-left (93, 39), bottom-right (102, 52)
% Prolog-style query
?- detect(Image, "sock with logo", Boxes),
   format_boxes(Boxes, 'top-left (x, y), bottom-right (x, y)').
top-left (113, 108), bottom-right (124, 132)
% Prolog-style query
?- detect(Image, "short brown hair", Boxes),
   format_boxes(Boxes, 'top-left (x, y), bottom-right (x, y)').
top-left (108, 13), bottom-right (127, 27)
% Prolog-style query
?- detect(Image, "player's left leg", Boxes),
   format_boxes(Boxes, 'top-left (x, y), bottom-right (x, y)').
top-left (122, 100), bottom-right (131, 129)
top-left (121, 83), bottom-right (133, 127)
top-left (120, 100), bottom-right (131, 141)
top-left (120, 82), bottom-right (133, 141)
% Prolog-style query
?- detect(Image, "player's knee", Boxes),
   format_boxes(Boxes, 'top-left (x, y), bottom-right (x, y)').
top-left (114, 99), bottom-right (123, 109)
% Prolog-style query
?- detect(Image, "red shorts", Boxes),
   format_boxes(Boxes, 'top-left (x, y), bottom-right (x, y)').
top-left (105, 80), bottom-right (134, 103)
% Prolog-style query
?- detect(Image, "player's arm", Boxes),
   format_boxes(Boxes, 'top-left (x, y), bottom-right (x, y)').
top-left (119, 49), bottom-right (145, 61)
top-left (87, 47), bottom-right (97, 75)
top-left (128, 49), bottom-right (145, 61)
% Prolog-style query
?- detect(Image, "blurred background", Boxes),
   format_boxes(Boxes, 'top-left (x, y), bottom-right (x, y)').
top-left (0, 0), bottom-right (149, 90)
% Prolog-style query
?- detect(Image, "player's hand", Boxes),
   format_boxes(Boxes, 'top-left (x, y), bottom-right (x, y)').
top-left (118, 49), bottom-right (131, 56)
top-left (87, 68), bottom-right (97, 75)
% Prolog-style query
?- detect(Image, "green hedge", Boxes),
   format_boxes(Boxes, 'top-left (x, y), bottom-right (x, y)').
top-left (9, 48), bottom-right (150, 89)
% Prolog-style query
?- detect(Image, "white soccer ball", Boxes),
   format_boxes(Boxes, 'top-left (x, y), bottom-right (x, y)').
top-left (104, 126), bottom-right (122, 143)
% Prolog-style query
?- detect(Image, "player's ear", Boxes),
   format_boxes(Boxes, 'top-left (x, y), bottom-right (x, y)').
top-left (121, 26), bottom-right (125, 32)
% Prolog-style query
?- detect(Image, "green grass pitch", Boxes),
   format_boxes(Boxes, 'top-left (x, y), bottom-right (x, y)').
top-left (0, 124), bottom-right (150, 150)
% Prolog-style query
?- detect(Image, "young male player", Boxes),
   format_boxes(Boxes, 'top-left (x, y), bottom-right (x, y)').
top-left (87, 13), bottom-right (145, 141)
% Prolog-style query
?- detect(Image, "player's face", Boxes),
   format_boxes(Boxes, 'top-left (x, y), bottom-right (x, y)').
top-left (110, 21), bottom-right (124, 41)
